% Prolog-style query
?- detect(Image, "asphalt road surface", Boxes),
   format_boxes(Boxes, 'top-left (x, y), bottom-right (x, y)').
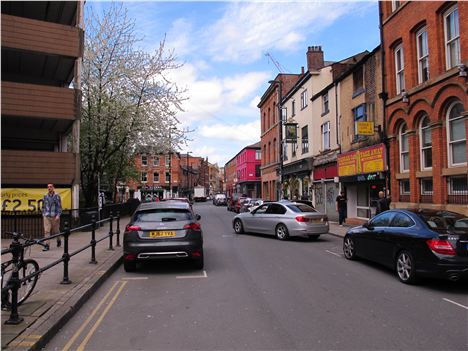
top-left (45, 202), bottom-right (468, 351)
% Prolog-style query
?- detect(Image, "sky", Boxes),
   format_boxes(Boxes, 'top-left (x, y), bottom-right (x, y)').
top-left (88, 0), bottom-right (380, 167)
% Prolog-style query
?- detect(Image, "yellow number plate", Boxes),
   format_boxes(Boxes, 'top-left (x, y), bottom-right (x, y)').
top-left (311, 219), bottom-right (321, 224)
top-left (149, 231), bottom-right (176, 238)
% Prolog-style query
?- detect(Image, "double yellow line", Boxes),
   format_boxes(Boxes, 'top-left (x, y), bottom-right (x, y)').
top-left (62, 280), bottom-right (127, 351)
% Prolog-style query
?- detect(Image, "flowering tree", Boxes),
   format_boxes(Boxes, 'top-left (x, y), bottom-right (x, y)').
top-left (80, 3), bottom-right (187, 206)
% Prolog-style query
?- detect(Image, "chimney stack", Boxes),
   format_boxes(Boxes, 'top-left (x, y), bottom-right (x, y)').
top-left (307, 46), bottom-right (324, 71)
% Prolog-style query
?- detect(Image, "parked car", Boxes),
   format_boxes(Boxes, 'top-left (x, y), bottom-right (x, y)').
top-left (294, 199), bottom-right (315, 209)
top-left (227, 193), bottom-right (247, 212)
top-left (213, 193), bottom-right (227, 206)
top-left (161, 197), bottom-right (193, 210)
top-left (343, 209), bottom-right (468, 284)
top-left (240, 198), bottom-right (263, 212)
top-left (123, 202), bottom-right (203, 272)
top-left (232, 201), bottom-right (329, 240)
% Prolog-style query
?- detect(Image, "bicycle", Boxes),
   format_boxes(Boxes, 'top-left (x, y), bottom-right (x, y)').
top-left (1, 232), bottom-right (46, 310)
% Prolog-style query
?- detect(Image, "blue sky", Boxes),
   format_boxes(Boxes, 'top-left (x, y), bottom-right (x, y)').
top-left (88, 1), bottom-right (380, 167)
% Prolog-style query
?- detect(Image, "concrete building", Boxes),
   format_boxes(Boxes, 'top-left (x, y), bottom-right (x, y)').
top-left (380, 1), bottom-right (468, 215)
top-left (1, 1), bottom-right (84, 210)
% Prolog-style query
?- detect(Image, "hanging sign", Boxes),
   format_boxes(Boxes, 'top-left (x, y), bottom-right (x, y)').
top-left (285, 124), bottom-right (298, 143)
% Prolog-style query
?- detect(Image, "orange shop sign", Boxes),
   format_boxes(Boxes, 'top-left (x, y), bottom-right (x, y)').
top-left (337, 144), bottom-right (386, 177)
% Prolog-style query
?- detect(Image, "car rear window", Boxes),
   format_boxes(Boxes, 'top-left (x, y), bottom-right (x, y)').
top-left (286, 204), bottom-right (317, 213)
top-left (134, 209), bottom-right (192, 222)
top-left (418, 212), bottom-right (468, 231)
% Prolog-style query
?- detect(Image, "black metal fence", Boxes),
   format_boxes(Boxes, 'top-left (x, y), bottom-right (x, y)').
top-left (1, 203), bottom-right (132, 239)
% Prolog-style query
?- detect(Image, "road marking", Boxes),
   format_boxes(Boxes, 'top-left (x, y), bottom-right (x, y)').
top-left (325, 250), bottom-right (342, 257)
top-left (76, 281), bottom-right (127, 351)
top-left (62, 280), bottom-right (121, 351)
top-left (222, 234), bottom-right (235, 237)
top-left (121, 277), bottom-right (149, 280)
top-left (443, 298), bottom-right (468, 310)
top-left (8, 341), bottom-right (35, 347)
top-left (176, 270), bottom-right (207, 279)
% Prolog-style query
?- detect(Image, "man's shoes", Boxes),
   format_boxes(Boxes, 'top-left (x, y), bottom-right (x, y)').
top-left (42, 244), bottom-right (50, 251)
top-left (57, 238), bottom-right (61, 247)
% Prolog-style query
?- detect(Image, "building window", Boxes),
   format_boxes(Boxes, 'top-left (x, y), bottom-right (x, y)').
top-left (391, 0), bottom-right (401, 12)
top-left (394, 44), bottom-right (405, 94)
top-left (153, 156), bottom-right (160, 166)
top-left (447, 102), bottom-right (466, 166)
top-left (165, 172), bottom-right (170, 183)
top-left (300, 89), bottom-right (308, 109)
top-left (448, 175), bottom-right (468, 204)
top-left (141, 172), bottom-right (147, 182)
top-left (399, 123), bottom-right (410, 172)
top-left (165, 155), bottom-right (170, 167)
top-left (353, 104), bottom-right (367, 139)
top-left (292, 100), bottom-right (296, 116)
top-left (421, 178), bottom-right (433, 195)
top-left (301, 125), bottom-right (309, 154)
top-left (416, 27), bottom-right (429, 83)
top-left (353, 65), bottom-right (364, 94)
top-left (141, 155), bottom-right (147, 166)
top-left (419, 115), bottom-right (432, 169)
top-left (255, 165), bottom-right (261, 177)
top-left (273, 138), bottom-right (277, 161)
top-left (153, 172), bottom-right (160, 182)
top-left (400, 179), bottom-right (410, 194)
top-left (255, 149), bottom-right (261, 160)
top-left (322, 92), bottom-right (329, 114)
top-left (283, 143), bottom-right (288, 161)
top-left (263, 145), bottom-right (266, 165)
top-left (262, 113), bottom-right (266, 132)
top-left (444, 5), bottom-right (460, 70)
top-left (321, 122), bottom-right (330, 150)
top-left (292, 140), bottom-right (297, 157)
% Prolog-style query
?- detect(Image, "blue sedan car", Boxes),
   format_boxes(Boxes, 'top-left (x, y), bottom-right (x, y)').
top-left (343, 209), bottom-right (468, 284)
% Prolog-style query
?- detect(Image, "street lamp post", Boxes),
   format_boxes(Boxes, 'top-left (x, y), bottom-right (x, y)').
top-left (269, 79), bottom-right (284, 200)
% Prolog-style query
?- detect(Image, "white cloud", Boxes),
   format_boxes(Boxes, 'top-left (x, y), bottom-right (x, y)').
top-left (205, 1), bottom-right (359, 63)
top-left (199, 121), bottom-right (260, 142)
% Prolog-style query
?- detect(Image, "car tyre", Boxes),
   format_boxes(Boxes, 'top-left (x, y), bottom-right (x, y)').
top-left (308, 235), bottom-right (320, 241)
top-left (124, 260), bottom-right (137, 272)
top-left (275, 224), bottom-right (289, 241)
top-left (233, 219), bottom-right (244, 234)
top-left (343, 236), bottom-right (357, 260)
top-left (396, 250), bottom-right (417, 284)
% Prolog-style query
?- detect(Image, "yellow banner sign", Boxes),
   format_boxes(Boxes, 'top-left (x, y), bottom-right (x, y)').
top-left (1, 188), bottom-right (72, 212)
top-left (337, 144), bottom-right (386, 177)
top-left (357, 121), bottom-right (375, 136)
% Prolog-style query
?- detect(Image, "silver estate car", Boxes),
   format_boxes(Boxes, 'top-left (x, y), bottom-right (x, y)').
top-left (232, 201), bottom-right (329, 240)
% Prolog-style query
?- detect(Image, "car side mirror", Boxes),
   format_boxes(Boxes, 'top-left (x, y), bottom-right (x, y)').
top-left (363, 222), bottom-right (374, 230)
top-left (196, 214), bottom-right (201, 220)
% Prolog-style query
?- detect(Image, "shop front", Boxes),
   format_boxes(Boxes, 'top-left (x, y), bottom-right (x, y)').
top-left (338, 143), bottom-right (388, 220)
top-left (139, 185), bottom-right (164, 202)
top-left (282, 158), bottom-right (313, 200)
top-left (312, 161), bottom-right (339, 221)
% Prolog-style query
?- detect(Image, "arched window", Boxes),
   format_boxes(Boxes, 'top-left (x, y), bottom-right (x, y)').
top-left (399, 123), bottom-right (410, 172)
top-left (447, 102), bottom-right (466, 166)
top-left (419, 115), bottom-right (432, 169)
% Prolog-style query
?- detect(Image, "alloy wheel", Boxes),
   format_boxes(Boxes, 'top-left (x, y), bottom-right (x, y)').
top-left (343, 237), bottom-right (356, 260)
top-left (396, 251), bottom-right (416, 284)
top-left (275, 224), bottom-right (289, 240)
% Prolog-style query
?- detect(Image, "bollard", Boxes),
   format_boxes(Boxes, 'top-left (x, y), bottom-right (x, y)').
top-left (5, 233), bottom-right (24, 325)
top-left (108, 212), bottom-right (114, 251)
top-left (60, 221), bottom-right (72, 284)
top-left (90, 214), bottom-right (97, 264)
top-left (116, 211), bottom-right (121, 247)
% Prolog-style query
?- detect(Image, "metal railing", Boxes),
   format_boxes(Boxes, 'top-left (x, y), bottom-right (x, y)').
top-left (1, 211), bottom-right (122, 325)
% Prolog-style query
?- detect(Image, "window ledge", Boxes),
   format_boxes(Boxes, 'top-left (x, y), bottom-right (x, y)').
top-left (396, 172), bottom-right (410, 180)
top-left (442, 166), bottom-right (468, 176)
top-left (352, 88), bottom-right (366, 99)
top-left (321, 110), bottom-right (330, 117)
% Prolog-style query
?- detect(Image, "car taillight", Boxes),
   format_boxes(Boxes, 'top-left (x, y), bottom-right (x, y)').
top-left (184, 223), bottom-right (201, 231)
top-left (427, 239), bottom-right (456, 256)
top-left (295, 216), bottom-right (310, 222)
top-left (125, 225), bottom-right (141, 231)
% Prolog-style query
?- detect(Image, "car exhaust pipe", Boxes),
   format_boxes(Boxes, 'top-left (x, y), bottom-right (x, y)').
top-left (448, 273), bottom-right (460, 282)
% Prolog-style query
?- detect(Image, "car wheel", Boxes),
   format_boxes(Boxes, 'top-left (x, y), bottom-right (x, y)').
top-left (343, 236), bottom-right (357, 260)
top-left (308, 235), bottom-right (320, 241)
top-left (124, 260), bottom-right (137, 272)
top-left (275, 224), bottom-right (289, 241)
top-left (396, 250), bottom-right (417, 284)
top-left (233, 219), bottom-right (244, 234)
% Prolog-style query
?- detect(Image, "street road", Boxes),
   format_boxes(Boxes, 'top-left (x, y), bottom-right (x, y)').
top-left (45, 202), bottom-right (468, 351)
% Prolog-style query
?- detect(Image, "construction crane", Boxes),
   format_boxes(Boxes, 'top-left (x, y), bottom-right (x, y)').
top-left (265, 52), bottom-right (287, 73)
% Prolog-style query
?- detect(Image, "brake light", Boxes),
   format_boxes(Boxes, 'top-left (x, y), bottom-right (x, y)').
top-left (184, 223), bottom-right (201, 231)
top-left (427, 239), bottom-right (456, 256)
top-left (124, 253), bottom-right (136, 261)
top-left (192, 250), bottom-right (202, 257)
top-left (295, 216), bottom-right (310, 222)
top-left (125, 225), bottom-right (141, 231)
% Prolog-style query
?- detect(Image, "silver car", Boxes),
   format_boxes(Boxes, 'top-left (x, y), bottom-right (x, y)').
top-left (232, 201), bottom-right (329, 240)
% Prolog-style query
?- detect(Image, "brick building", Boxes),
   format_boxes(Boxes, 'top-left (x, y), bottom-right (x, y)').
top-left (224, 156), bottom-right (237, 198)
top-left (1, 1), bottom-right (84, 210)
top-left (380, 1), bottom-right (468, 215)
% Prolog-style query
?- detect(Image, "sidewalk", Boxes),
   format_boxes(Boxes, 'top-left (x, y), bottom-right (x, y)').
top-left (328, 221), bottom-right (352, 238)
top-left (1, 217), bottom-right (129, 350)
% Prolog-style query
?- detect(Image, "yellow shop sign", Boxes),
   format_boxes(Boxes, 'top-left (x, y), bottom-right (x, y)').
top-left (1, 188), bottom-right (72, 212)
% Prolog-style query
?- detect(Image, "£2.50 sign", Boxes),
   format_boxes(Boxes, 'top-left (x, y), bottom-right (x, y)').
top-left (1, 188), bottom-right (72, 211)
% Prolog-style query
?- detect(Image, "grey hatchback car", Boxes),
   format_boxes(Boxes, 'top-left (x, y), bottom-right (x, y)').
top-left (233, 201), bottom-right (329, 240)
top-left (123, 202), bottom-right (203, 271)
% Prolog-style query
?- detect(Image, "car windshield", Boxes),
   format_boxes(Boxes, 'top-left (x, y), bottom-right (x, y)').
top-left (418, 211), bottom-right (468, 231)
top-left (286, 204), bottom-right (317, 213)
top-left (134, 209), bottom-right (192, 222)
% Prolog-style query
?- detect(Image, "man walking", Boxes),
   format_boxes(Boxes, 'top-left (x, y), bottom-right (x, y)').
top-left (375, 190), bottom-right (390, 215)
top-left (336, 191), bottom-right (347, 226)
top-left (42, 183), bottom-right (62, 251)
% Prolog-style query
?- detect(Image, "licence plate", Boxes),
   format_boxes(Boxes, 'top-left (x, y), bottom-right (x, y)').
top-left (311, 219), bottom-right (321, 224)
top-left (149, 231), bottom-right (176, 238)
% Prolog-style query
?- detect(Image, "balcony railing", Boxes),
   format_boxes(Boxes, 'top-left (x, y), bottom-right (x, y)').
top-left (448, 193), bottom-right (468, 204)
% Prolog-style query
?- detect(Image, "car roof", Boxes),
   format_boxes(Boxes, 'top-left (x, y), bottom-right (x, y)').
top-left (136, 202), bottom-right (190, 211)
